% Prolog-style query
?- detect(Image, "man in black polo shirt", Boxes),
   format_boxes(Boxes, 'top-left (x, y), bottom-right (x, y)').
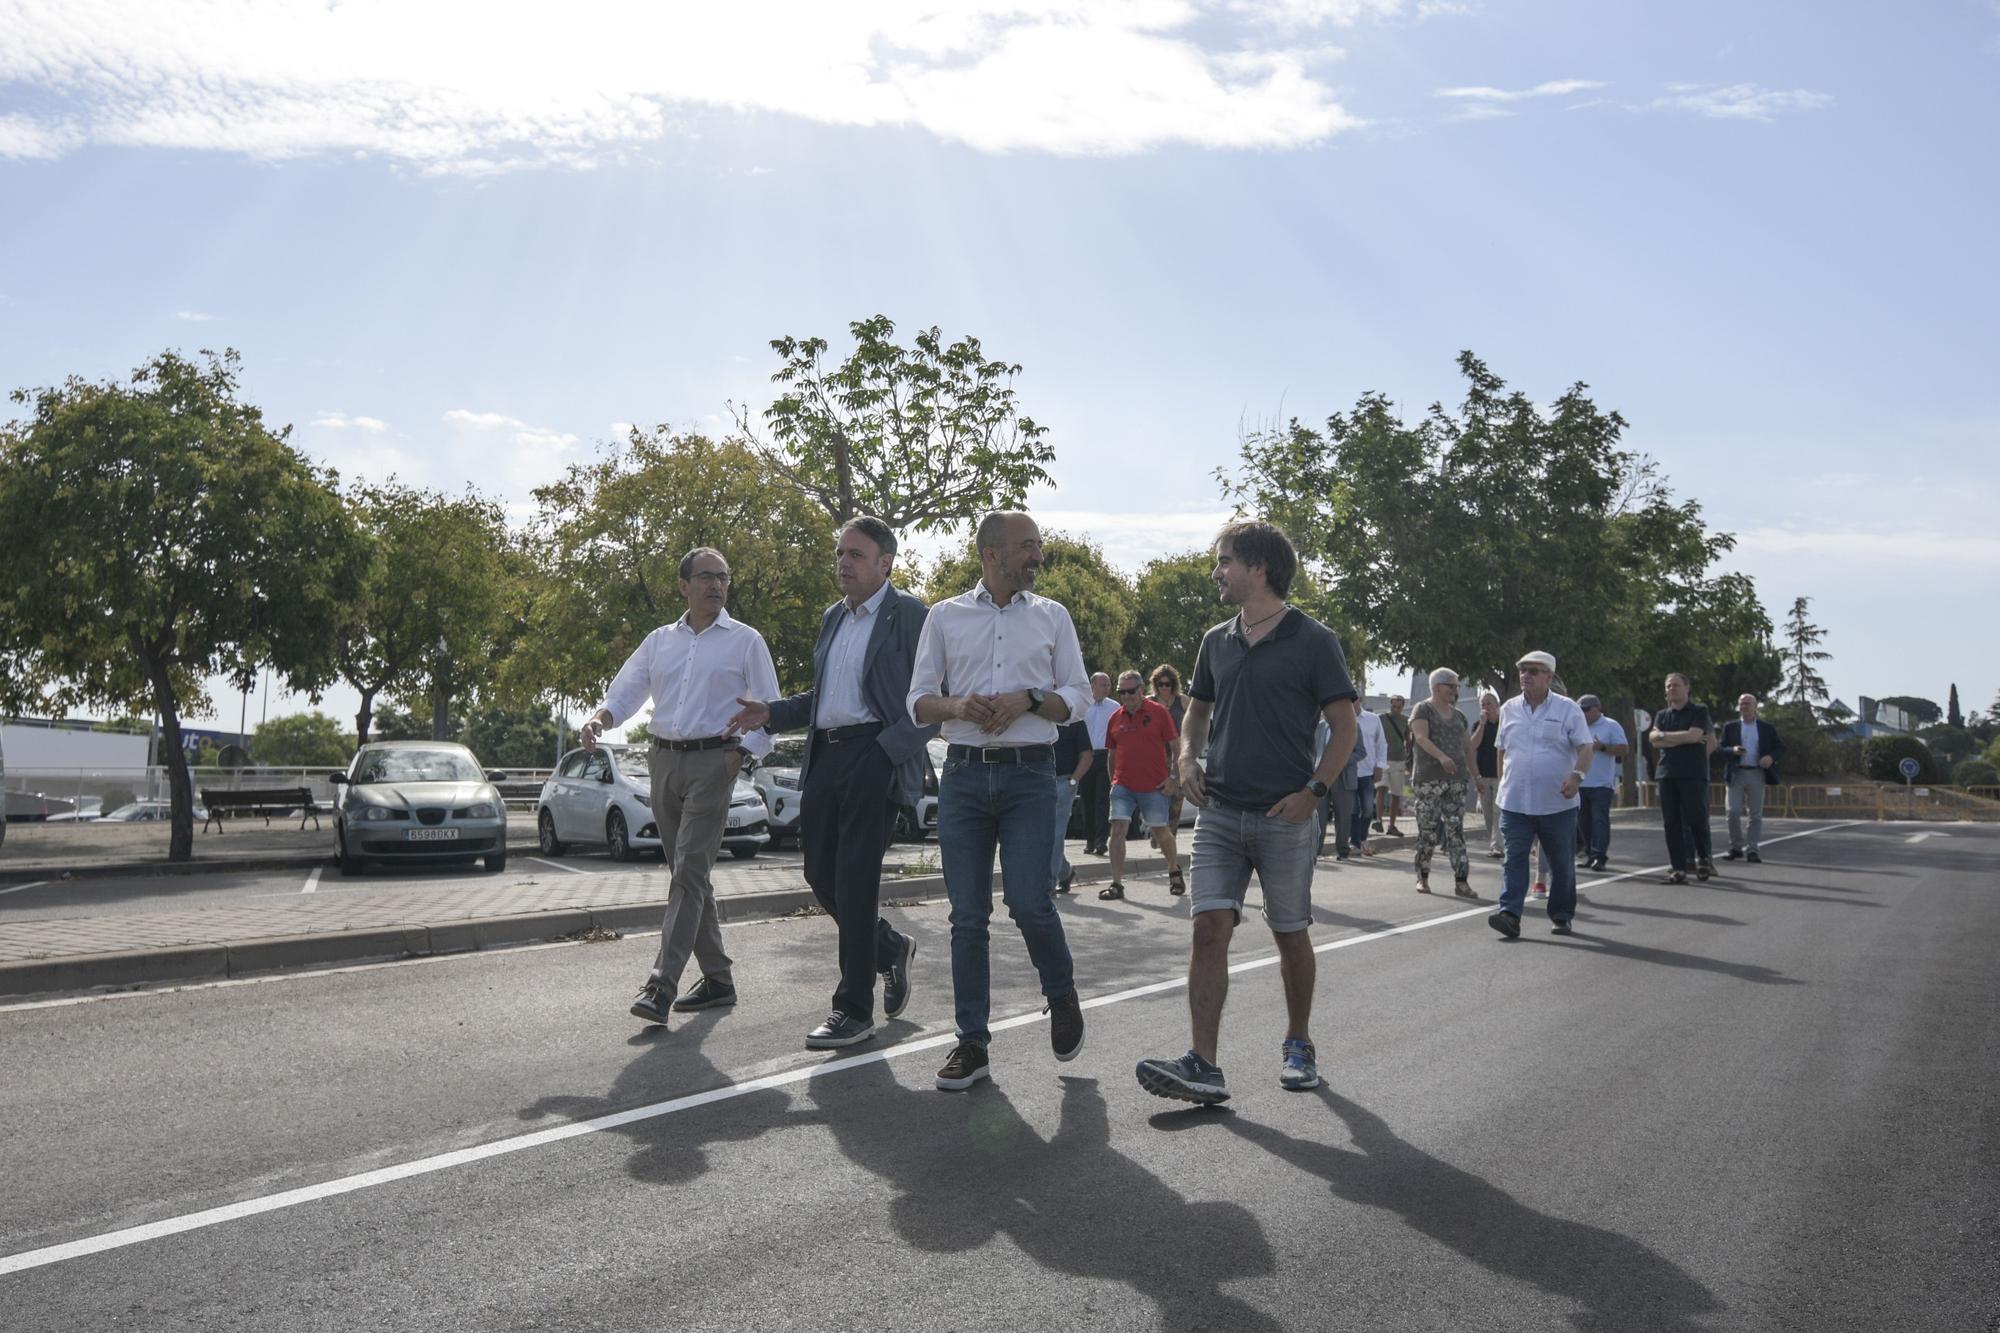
top-left (1136, 520), bottom-right (1358, 1106)
top-left (1649, 671), bottom-right (1716, 884)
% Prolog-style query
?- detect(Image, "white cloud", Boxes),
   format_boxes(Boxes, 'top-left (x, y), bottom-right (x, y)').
top-left (1647, 83), bottom-right (1832, 120)
top-left (311, 411), bottom-right (389, 432)
top-left (1435, 79), bottom-right (1606, 102)
top-left (0, 1), bottom-right (1378, 169)
top-left (173, 309), bottom-right (216, 322)
top-left (1733, 526), bottom-right (2000, 569)
top-left (444, 408), bottom-right (578, 452)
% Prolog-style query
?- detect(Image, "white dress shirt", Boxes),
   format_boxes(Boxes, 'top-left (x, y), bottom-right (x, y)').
top-left (1084, 696), bottom-right (1120, 749)
top-left (1355, 709), bottom-right (1385, 777)
top-left (1738, 719), bottom-right (1760, 767)
top-left (596, 609), bottom-right (780, 758)
top-left (1495, 691), bottom-right (1592, 815)
top-left (907, 582), bottom-right (1092, 746)
top-left (816, 581), bottom-right (889, 729)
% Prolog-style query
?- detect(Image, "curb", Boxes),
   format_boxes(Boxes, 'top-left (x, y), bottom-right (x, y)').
top-left (0, 856), bottom-right (1162, 1000)
top-left (0, 834), bottom-right (546, 885)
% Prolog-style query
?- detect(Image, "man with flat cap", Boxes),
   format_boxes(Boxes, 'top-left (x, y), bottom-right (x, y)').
top-left (1489, 650), bottom-right (1595, 939)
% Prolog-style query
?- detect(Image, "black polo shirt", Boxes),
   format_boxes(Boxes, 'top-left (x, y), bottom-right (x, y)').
top-left (1190, 607), bottom-right (1357, 809)
top-left (1652, 703), bottom-right (1714, 781)
top-left (1052, 720), bottom-right (1090, 775)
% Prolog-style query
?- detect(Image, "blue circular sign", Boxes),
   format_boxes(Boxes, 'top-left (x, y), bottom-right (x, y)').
top-left (1898, 757), bottom-right (1921, 780)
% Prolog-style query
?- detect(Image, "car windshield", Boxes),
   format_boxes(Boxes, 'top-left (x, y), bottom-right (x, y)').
top-left (353, 749), bottom-right (484, 784)
top-left (609, 747), bottom-right (650, 779)
top-left (767, 737), bottom-right (808, 768)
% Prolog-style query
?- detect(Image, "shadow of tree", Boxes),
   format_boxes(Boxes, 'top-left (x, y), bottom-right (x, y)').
top-left (1211, 1090), bottom-right (1725, 1333)
top-left (1519, 933), bottom-right (1804, 984)
top-left (805, 1064), bottom-right (1281, 1331)
top-left (1689, 882), bottom-right (1883, 907)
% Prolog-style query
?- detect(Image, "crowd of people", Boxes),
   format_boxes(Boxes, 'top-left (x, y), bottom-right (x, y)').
top-left (578, 510), bottom-right (1785, 1106)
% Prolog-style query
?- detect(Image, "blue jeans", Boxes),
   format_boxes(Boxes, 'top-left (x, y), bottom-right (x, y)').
top-left (1050, 776), bottom-right (1076, 886)
top-left (1578, 787), bottom-right (1613, 861)
top-left (1499, 808), bottom-right (1578, 922)
top-left (1350, 774), bottom-right (1375, 846)
top-left (938, 754), bottom-right (1073, 1046)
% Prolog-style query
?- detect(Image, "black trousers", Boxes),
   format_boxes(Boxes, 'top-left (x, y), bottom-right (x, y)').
top-left (800, 732), bottom-right (903, 1021)
top-left (1079, 751), bottom-right (1111, 850)
top-left (1658, 777), bottom-right (1713, 872)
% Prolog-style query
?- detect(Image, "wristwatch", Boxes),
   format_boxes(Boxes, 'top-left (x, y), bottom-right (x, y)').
top-left (1308, 779), bottom-right (1330, 798)
top-left (1026, 688), bottom-right (1045, 715)
top-left (1570, 769), bottom-right (1587, 780)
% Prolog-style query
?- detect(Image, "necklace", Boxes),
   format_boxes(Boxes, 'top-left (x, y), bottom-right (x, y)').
top-left (1237, 606), bottom-right (1285, 636)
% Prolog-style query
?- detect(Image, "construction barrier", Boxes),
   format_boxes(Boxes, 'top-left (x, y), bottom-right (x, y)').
top-left (1632, 782), bottom-right (2000, 822)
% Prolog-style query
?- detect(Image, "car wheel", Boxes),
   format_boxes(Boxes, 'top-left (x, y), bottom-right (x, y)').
top-left (538, 808), bottom-right (566, 856)
top-left (337, 825), bottom-right (363, 876)
top-left (486, 847), bottom-right (507, 873)
top-left (893, 807), bottom-right (920, 842)
top-left (730, 844), bottom-right (757, 860)
top-left (607, 808), bottom-right (633, 862)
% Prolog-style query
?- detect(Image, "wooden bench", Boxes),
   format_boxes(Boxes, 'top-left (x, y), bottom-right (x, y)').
top-left (199, 787), bottom-right (322, 833)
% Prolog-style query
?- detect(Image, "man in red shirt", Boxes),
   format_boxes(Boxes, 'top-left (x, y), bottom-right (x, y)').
top-left (1100, 669), bottom-right (1184, 899)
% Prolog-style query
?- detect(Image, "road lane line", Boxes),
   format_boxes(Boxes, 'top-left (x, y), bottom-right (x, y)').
top-left (528, 856), bottom-right (588, 875)
top-left (1905, 832), bottom-right (1947, 843)
top-left (0, 819), bottom-right (1862, 1277)
top-left (300, 869), bottom-right (321, 895)
top-left (0, 881), bottom-right (50, 897)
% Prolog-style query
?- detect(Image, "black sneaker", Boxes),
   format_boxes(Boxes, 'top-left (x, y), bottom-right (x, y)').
top-left (629, 984), bottom-right (672, 1025)
top-left (1136, 1050), bottom-right (1230, 1105)
top-left (1746, 851), bottom-right (1762, 863)
top-left (1487, 910), bottom-right (1521, 940)
top-left (806, 1011), bottom-right (875, 1049)
top-left (672, 976), bottom-right (737, 1011)
top-left (881, 934), bottom-right (915, 1019)
top-left (1696, 860), bottom-right (1715, 881)
top-left (1057, 867), bottom-right (1074, 894)
top-left (1046, 990), bottom-right (1085, 1062)
top-left (935, 1039), bottom-right (990, 1091)
top-left (1724, 848), bottom-right (1743, 860)
top-left (1550, 920), bottom-right (1574, 936)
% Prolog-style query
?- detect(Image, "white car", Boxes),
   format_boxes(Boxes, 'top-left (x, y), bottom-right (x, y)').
top-left (748, 736), bottom-right (809, 848)
top-left (538, 745), bottom-right (768, 861)
top-left (42, 796), bottom-right (104, 823)
top-left (102, 800), bottom-right (208, 822)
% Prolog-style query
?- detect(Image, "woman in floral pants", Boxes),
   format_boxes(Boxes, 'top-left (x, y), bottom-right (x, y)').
top-left (1410, 669), bottom-right (1479, 897)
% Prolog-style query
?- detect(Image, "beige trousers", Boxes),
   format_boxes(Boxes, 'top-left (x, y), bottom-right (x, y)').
top-left (648, 746), bottom-right (736, 990)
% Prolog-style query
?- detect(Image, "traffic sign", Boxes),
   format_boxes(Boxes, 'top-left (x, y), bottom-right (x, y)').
top-left (1898, 757), bottom-right (1921, 781)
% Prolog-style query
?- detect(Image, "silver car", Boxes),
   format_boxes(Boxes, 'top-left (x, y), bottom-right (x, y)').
top-left (331, 741), bottom-right (509, 875)
top-left (537, 745), bottom-right (769, 861)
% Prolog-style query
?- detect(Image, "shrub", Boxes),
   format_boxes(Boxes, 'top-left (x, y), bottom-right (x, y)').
top-left (1761, 702), bottom-right (1842, 777)
top-left (1863, 734), bottom-right (1939, 784)
top-left (1952, 758), bottom-right (2000, 788)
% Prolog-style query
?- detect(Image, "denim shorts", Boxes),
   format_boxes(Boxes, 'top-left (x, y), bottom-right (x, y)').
top-left (1189, 799), bottom-right (1321, 933)
top-left (1109, 784), bottom-right (1170, 826)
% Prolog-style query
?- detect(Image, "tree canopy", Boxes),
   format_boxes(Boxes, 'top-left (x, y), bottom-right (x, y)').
top-left (0, 349), bottom-right (368, 859)
top-left (922, 532), bottom-right (1135, 675)
top-left (253, 711), bottom-right (354, 767)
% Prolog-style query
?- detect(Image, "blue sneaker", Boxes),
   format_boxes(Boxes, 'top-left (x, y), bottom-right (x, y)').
top-left (1136, 1051), bottom-right (1230, 1105)
top-left (1280, 1037), bottom-right (1320, 1091)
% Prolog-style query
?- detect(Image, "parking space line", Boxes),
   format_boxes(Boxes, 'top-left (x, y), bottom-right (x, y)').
top-left (0, 881), bottom-right (50, 897)
top-left (527, 856), bottom-right (588, 875)
top-left (300, 869), bottom-right (321, 895)
top-left (0, 820), bottom-right (1861, 1278)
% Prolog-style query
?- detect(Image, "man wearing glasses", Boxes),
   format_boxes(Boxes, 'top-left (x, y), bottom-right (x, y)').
top-left (1099, 669), bottom-right (1183, 900)
top-left (583, 547), bottom-right (780, 1026)
top-left (1489, 650), bottom-right (1595, 939)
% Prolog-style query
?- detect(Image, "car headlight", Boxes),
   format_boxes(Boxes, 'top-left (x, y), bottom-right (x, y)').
top-left (464, 802), bottom-right (497, 819)
top-left (362, 805), bottom-right (394, 822)
top-left (772, 774), bottom-right (800, 790)
top-left (632, 794), bottom-right (651, 808)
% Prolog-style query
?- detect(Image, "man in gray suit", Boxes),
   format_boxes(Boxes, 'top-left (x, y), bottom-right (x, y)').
top-left (729, 515), bottom-right (936, 1049)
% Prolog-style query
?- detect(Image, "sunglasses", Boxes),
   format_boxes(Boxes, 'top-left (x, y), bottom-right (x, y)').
top-left (1118, 687), bottom-right (1142, 695)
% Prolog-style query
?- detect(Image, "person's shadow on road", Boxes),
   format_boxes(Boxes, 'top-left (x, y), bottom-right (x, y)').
top-left (805, 1062), bottom-right (1282, 1331)
top-left (1203, 1088), bottom-right (1724, 1333)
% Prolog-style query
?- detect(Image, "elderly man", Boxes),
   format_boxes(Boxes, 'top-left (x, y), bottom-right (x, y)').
top-left (1575, 694), bottom-right (1630, 872)
top-left (586, 547), bottom-right (780, 1025)
top-left (1649, 672), bottom-right (1716, 884)
top-left (909, 511), bottom-right (1092, 1092)
top-left (1378, 695), bottom-right (1411, 836)
top-left (1100, 669), bottom-right (1183, 899)
top-left (1489, 651), bottom-right (1596, 939)
top-left (727, 516), bottom-right (935, 1049)
top-left (1720, 694), bottom-right (1784, 863)
top-left (1079, 672), bottom-right (1119, 855)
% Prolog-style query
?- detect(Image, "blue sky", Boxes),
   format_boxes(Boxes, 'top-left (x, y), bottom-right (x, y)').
top-left (3, 0), bottom-right (1996, 732)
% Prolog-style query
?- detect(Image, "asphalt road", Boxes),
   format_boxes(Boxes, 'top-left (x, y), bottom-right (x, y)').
top-left (2, 819), bottom-right (1993, 1331)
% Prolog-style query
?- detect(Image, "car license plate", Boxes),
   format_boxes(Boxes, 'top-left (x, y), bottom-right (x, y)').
top-left (406, 828), bottom-right (460, 841)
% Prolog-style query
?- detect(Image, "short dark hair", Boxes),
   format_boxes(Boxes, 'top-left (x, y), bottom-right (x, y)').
top-left (678, 546), bottom-right (728, 581)
top-left (838, 514), bottom-right (897, 558)
top-left (1215, 520), bottom-right (1297, 598)
top-left (975, 509), bottom-right (1031, 556)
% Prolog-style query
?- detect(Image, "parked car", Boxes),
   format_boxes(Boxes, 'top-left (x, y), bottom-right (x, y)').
top-left (102, 799), bottom-right (208, 822)
top-left (537, 745), bottom-right (769, 861)
top-left (330, 740), bottom-right (509, 875)
top-left (909, 737), bottom-right (948, 841)
top-left (748, 736), bottom-right (809, 848)
top-left (41, 796), bottom-right (104, 823)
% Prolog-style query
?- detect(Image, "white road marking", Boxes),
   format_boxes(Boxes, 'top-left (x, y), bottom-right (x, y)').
top-left (527, 856), bottom-right (588, 875)
top-left (299, 868), bottom-right (321, 895)
top-left (1905, 832), bottom-right (1948, 843)
top-left (0, 819), bottom-right (1863, 1277)
top-left (0, 881), bottom-right (50, 897)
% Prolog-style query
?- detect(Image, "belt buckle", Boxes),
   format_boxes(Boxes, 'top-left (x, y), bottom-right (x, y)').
top-left (980, 745), bottom-right (1006, 764)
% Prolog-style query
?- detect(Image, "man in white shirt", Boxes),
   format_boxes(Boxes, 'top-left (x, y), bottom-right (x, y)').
top-left (908, 511), bottom-right (1092, 1092)
top-left (1080, 673), bottom-right (1119, 854)
top-left (582, 546), bottom-right (780, 1025)
top-left (1574, 693), bottom-right (1629, 871)
top-left (1352, 704), bottom-right (1386, 857)
top-left (1490, 650), bottom-right (1596, 939)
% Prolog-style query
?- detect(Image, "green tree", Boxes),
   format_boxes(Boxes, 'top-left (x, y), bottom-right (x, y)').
top-left (1915, 724), bottom-right (1975, 765)
top-left (737, 314), bottom-right (1055, 534)
top-left (253, 711), bottom-right (354, 767)
top-left (92, 714), bottom-right (154, 735)
top-left (0, 349), bottom-right (368, 860)
top-left (923, 532), bottom-right (1134, 673)
top-left (337, 481), bottom-right (515, 746)
top-left (1124, 552), bottom-right (1220, 683)
top-left (1951, 757), bottom-right (1998, 788)
top-left (1863, 734), bottom-right (1937, 784)
top-left (461, 707), bottom-right (559, 770)
top-left (370, 701), bottom-right (460, 742)
top-left (1701, 639), bottom-right (1787, 713)
top-left (1877, 695), bottom-right (1942, 726)
top-left (1947, 683), bottom-right (1963, 729)
top-left (1780, 596), bottom-right (1833, 715)
top-left (1762, 701), bottom-right (1842, 778)
top-left (504, 431), bottom-right (835, 704)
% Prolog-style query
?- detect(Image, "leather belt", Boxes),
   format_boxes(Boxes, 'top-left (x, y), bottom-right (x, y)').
top-left (814, 722), bottom-right (884, 745)
top-left (652, 735), bottom-right (738, 752)
top-left (946, 743), bottom-right (1055, 765)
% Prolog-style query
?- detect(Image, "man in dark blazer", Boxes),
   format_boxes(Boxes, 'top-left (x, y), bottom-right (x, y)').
top-left (729, 515), bottom-right (936, 1049)
top-left (1719, 693), bottom-right (1784, 863)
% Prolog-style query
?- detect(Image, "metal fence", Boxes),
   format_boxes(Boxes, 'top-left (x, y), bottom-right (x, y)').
top-left (1631, 781), bottom-right (2000, 823)
top-left (3, 766), bottom-right (556, 818)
